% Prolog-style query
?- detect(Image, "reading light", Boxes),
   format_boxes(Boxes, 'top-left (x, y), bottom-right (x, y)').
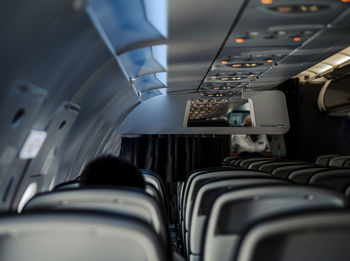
top-left (235, 38), bottom-right (245, 44)
top-left (278, 6), bottom-right (292, 13)
top-left (309, 5), bottom-right (319, 12)
top-left (293, 37), bottom-right (301, 42)
top-left (300, 5), bottom-right (308, 12)
top-left (261, 0), bottom-right (273, 4)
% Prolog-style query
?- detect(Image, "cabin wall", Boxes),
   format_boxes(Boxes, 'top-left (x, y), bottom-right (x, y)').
top-left (0, 1), bottom-right (139, 212)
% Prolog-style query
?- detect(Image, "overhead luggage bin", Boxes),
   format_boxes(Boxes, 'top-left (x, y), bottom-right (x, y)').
top-left (119, 45), bottom-right (167, 78)
top-left (236, 211), bottom-right (350, 261)
top-left (0, 211), bottom-right (169, 261)
top-left (133, 72), bottom-right (167, 93)
top-left (87, 0), bottom-right (167, 53)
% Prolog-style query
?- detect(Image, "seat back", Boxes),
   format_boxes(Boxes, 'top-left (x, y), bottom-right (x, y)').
top-left (329, 156), bottom-right (350, 167)
top-left (316, 154), bottom-right (340, 165)
top-left (271, 164), bottom-right (314, 178)
top-left (188, 178), bottom-right (288, 261)
top-left (240, 158), bottom-right (273, 168)
top-left (184, 170), bottom-right (270, 232)
top-left (24, 187), bottom-right (169, 244)
top-left (289, 167), bottom-right (330, 184)
top-left (181, 167), bottom-right (240, 221)
top-left (0, 211), bottom-right (169, 261)
top-left (248, 159), bottom-right (274, 170)
top-left (142, 174), bottom-right (167, 209)
top-left (258, 161), bottom-right (304, 173)
top-left (203, 185), bottom-right (347, 261)
top-left (309, 169), bottom-right (350, 194)
top-left (182, 169), bottom-right (269, 255)
top-left (236, 211), bottom-right (350, 261)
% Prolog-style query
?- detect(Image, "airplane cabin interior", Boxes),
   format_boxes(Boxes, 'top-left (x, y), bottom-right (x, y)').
top-left (1, 0), bottom-right (350, 260)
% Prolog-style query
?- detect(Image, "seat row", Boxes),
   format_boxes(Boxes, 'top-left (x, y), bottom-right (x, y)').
top-left (0, 169), bottom-right (182, 261)
top-left (177, 158), bottom-right (350, 261)
top-left (225, 157), bottom-right (350, 195)
top-left (316, 154), bottom-right (350, 167)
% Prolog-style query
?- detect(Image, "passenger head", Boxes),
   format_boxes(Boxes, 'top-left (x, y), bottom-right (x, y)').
top-left (79, 155), bottom-right (145, 189)
top-left (243, 114), bottom-right (252, 127)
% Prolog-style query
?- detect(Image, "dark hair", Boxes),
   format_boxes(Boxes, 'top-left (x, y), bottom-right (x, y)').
top-left (79, 155), bottom-right (145, 189)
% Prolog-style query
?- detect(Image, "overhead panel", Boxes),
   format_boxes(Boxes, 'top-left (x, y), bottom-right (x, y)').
top-left (247, 0), bottom-right (350, 87)
top-left (87, 0), bottom-right (169, 102)
top-left (166, 0), bottom-right (246, 92)
top-left (87, 0), bottom-right (167, 53)
top-left (201, 0), bottom-right (349, 91)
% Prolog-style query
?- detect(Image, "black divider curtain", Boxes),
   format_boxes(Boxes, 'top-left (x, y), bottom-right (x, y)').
top-left (120, 135), bottom-right (230, 182)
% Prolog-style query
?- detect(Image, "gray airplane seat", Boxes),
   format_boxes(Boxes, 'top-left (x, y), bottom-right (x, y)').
top-left (309, 169), bottom-right (350, 195)
top-left (140, 169), bottom-right (168, 201)
top-left (0, 211), bottom-right (169, 261)
top-left (202, 185), bottom-right (347, 261)
top-left (248, 159), bottom-right (275, 170)
top-left (181, 167), bottom-right (242, 222)
top-left (140, 171), bottom-right (168, 212)
top-left (23, 187), bottom-right (170, 246)
top-left (316, 154), bottom-right (341, 166)
top-left (329, 156), bottom-right (350, 167)
top-left (182, 169), bottom-right (271, 256)
top-left (55, 175), bottom-right (166, 210)
top-left (288, 167), bottom-right (331, 184)
top-left (235, 211), bottom-right (350, 261)
top-left (222, 156), bottom-right (237, 164)
top-left (54, 180), bottom-right (79, 190)
top-left (180, 167), bottom-right (268, 254)
top-left (272, 164), bottom-right (316, 178)
top-left (258, 161), bottom-right (306, 173)
top-left (239, 158), bottom-right (274, 169)
top-left (188, 178), bottom-right (289, 261)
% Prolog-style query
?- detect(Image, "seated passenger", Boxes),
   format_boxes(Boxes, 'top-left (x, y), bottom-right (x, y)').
top-left (231, 115), bottom-right (271, 157)
top-left (79, 155), bottom-right (145, 189)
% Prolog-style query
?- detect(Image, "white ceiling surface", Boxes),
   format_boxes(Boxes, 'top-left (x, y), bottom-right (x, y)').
top-left (296, 46), bottom-right (350, 84)
top-left (118, 91), bottom-right (290, 135)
